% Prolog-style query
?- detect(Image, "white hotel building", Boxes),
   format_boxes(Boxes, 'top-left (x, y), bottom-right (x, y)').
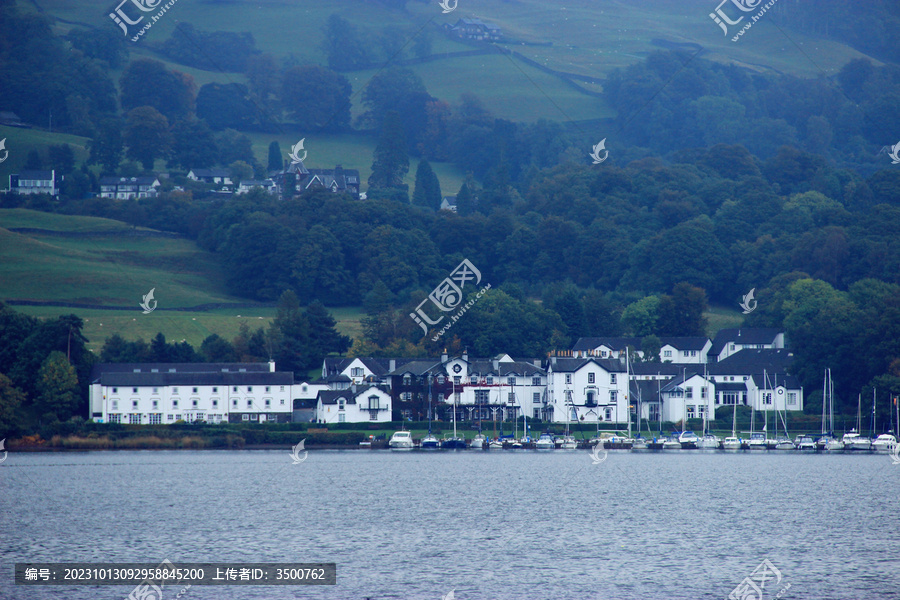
top-left (88, 362), bottom-right (297, 424)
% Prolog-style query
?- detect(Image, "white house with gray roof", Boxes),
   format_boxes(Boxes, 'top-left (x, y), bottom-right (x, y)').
top-left (315, 385), bottom-right (392, 424)
top-left (545, 356), bottom-right (631, 424)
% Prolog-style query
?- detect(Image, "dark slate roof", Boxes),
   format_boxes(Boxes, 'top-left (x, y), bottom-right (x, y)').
top-left (716, 382), bottom-right (749, 392)
top-left (708, 349), bottom-right (793, 376)
top-left (388, 360), bottom-right (441, 377)
top-left (16, 170), bottom-right (54, 180)
top-left (659, 371), bottom-right (708, 393)
top-left (324, 357), bottom-right (418, 378)
top-left (750, 373), bottom-right (802, 389)
top-left (572, 337), bottom-right (642, 352)
top-left (99, 371), bottom-right (293, 386)
top-left (90, 362), bottom-right (273, 382)
top-left (316, 385), bottom-right (387, 405)
top-left (99, 176), bottom-right (158, 185)
top-left (658, 337), bottom-right (710, 351)
top-left (548, 357), bottom-right (625, 373)
top-left (629, 362), bottom-right (684, 377)
top-left (189, 168), bottom-right (230, 178)
top-left (710, 328), bottom-right (782, 356)
top-left (629, 379), bottom-right (662, 402)
top-left (464, 360), bottom-right (544, 377)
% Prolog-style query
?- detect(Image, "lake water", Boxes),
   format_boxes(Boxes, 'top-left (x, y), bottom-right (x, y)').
top-left (2, 449), bottom-right (899, 600)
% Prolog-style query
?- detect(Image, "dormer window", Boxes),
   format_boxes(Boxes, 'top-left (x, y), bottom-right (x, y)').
top-left (486, 376), bottom-right (493, 385)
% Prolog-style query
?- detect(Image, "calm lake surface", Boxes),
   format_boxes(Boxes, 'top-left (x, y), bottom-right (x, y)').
top-left (2, 449), bottom-right (899, 600)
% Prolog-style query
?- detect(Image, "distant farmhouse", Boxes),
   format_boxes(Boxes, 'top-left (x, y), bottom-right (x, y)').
top-left (448, 18), bottom-right (503, 41)
top-left (187, 168), bottom-right (233, 188)
top-left (99, 176), bottom-right (160, 200)
top-left (8, 170), bottom-right (58, 196)
top-left (440, 195), bottom-right (457, 212)
top-left (270, 160), bottom-right (361, 200)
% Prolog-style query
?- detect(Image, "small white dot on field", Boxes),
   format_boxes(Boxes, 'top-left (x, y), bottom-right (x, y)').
top-left (237, 315), bottom-right (241, 318)
top-left (132, 318), bottom-right (136, 321)
top-left (192, 318), bottom-right (196, 320)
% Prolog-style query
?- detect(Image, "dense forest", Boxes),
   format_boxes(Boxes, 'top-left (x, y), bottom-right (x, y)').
top-left (1, 0), bottom-right (900, 424)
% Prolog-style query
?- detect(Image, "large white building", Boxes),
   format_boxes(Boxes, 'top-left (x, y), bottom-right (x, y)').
top-left (316, 385), bottom-right (392, 424)
top-left (545, 356), bottom-right (631, 425)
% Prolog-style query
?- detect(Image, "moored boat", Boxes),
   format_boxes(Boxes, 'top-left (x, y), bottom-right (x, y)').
top-left (722, 436), bottom-right (742, 451)
top-left (470, 433), bottom-right (486, 450)
top-left (631, 437), bottom-right (649, 451)
top-left (421, 433), bottom-right (439, 449)
top-left (559, 435), bottom-right (578, 450)
top-left (842, 430), bottom-right (871, 452)
top-left (698, 434), bottom-right (720, 450)
top-left (748, 432), bottom-right (768, 450)
top-left (388, 431), bottom-right (414, 450)
top-left (661, 436), bottom-right (682, 451)
top-left (796, 435), bottom-right (816, 452)
top-left (535, 433), bottom-right (555, 450)
top-left (872, 433), bottom-right (898, 454)
top-left (678, 431), bottom-right (700, 449)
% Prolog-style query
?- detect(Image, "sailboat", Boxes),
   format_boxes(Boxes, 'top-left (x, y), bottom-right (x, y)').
top-left (441, 380), bottom-right (465, 449)
top-left (873, 391), bottom-right (899, 453)
top-left (842, 393), bottom-right (872, 452)
top-left (722, 396), bottom-right (742, 451)
top-left (818, 369), bottom-right (838, 451)
top-left (559, 388), bottom-right (577, 449)
top-left (698, 366), bottom-right (720, 449)
top-left (488, 405), bottom-right (502, 449)
top-left (422, 375), bottom-right (439, 449)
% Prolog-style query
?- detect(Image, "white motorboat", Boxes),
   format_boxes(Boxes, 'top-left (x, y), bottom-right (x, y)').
top-left (722, 436), bottom-right (742, 451)
top-left (796, 435), bottom-right (816, 452)
top-left (824, 437), bottom-right (844, 452)
top-left (559, 435), bottom-right (578, 450)
top-left (488, 439), bottom-right (503, 450)
top-left (662, 437), bottom-right (682, 450)
top-left (678, 431), bottom-right (700, 449)
top-left (872, 434), bottom-right (897, 454)
top-left (748, 432), bottom-right (768, 450)
top-left (774, 436), bottom-right (795, 451)
top-left (842, 430), bottom-right (871, 452)
top-left (535, 433), bottom-right (555, 450)
top-left (698, 434), bottom-right (721, 450)
top-left (388, 431), bottom-right (414, 450)
top-left (421, 433), bottom-right (439, 449)
top-left (631, 437), bottom-right (649, 451)
top-left (470, 433), bottom-right (486, 450)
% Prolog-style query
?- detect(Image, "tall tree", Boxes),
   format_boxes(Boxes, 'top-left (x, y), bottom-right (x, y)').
top-left (267, 141), bottom-right (282, 173)
top-left (411, 159), bottom-right (441, 210)
top-left (168, 118), bottom-right (218, 170)
top-left (124, 106), bottom-right (172, 170)
top-left (368, 110), bottom-right (409, 199)
top-left (455, 182), bottom-right (473, 216)
top-left (120, 59), bottom-right (194, 121)
top-left (306, 300), bottom-right (352, 360)
top-left (271, 290), bottom-right (313, 374)
top-left (36, 351), bottom-right (79, 421)
top-left (321, 15), bottom-right (368, 71)
top-left (281, 65), bottom-right (351, 130)
top-left (87, 118), bottom-right (124, 173)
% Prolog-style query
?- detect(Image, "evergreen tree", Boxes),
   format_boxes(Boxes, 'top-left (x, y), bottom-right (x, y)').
top-left (271, 290), bottom-right (313, 374)
top-left (455, 182), bottom-right (473, 216)
top-left (150, 332), bottom-right (171, 362)
top-left (267, 141), bottom-right (282, 173)
top-left (368, 110), bottom-right (409, 194)
top-left (306, 300), bottom-right (352, 360)
top-left (36, 351), bottom-right (79, 421)
top-left (411, 159), bottom-right (442, 210)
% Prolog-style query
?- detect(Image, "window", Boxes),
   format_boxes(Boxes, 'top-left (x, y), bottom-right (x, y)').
top-left (153, 387), bottom-right (159, 394)
top-left (507, 377), bottom-right (516, 386)
top-left (532, 377), bottom-right (541, 386)
top-left (232, 399), bottom-right (237, 408)
top-left (173, 387), bottom-right (179, 393)
top-left (280, 386), bottom-right (285, 392)
top-left (605, 408), bottom-right (613, 421)
top-left (242, 414), bottom-right (249, 421)
top-left (132, 387), bottom-right (138, 393)
top-left (403, 375), bottom-right (412, 385)
top-left (213, 387), bottom-right (218, 393)
top-left (265, 399), bottom-right (271, 408)
top-left (610, 373), bottom-right (617, 384)
top-left (686, 387), bottom-right (693, 399)
top-left (565, 390), bottom-right (573, 402)
top-left (438, 393), bottom-right (444, 402)
top-left (508, 392), bottom-right (515, 404)
top-left (149, 413), bottom-right (162, 425)
top-left (112, 387), bottom-right (118, 394)
top-left (131, 400), bottom-right (139, 409)
top-left (112, 400), bottom-right (118, 410)
top-left (338, 399), bottom-right (345, 411)
top-left (586, 391), bottom-right (596, 406)
top-left (370, 412), bottom-right (378, 421)
top-left (534, 409), bottom-right (540, 419)
top-left (339, 413), bottom-right (346, 423)
top-left (788, 392), bottom-right (798, 406)
top-left (401, 392), bottom-right (411, 401)
top-left (172, 400), bottom-right (178, 408)
top-left (701, 387), bottom-right (707, 399)
top-left (438, 376), bottom-right (445, 384)
top-left (588, 373), bottom-right (595, 384)
top-left (763, 392), bottom-right (773, 405)
top-left (233, 386), bottom-right (238, 392)
top-left (663, 350), bottom-right (672, 358)
top-left (152, 400), bottom-right (158, 409)
top-left (351, 367), bottom-right (364, 377)
top-left (533, 392), bottom-right (541, 404)
top-left (212, 400), bottom-right (218, 407)
top-left (109, 414), bottom-right (121, 423)
top-left (368, 396), bottom-right (380, 410)
top-left (687, 406), bottom-right (695, 419)
top-left (248, 386), bottom-right (253, 392)
top-left (565, 374), bottom-right (572, 385)
top-left (167, 414), bottom-right (174, 421)
top-left (280, 399), bottom-right (285, 405)
top-left (486, 376), bottom-right (493, 385)
top-left (475, 390), bottom-right (489, 404)
top-left (192, 387), bottom-right (198, 393)
top-left (610, 390), bottom-right (617, 403)
top-left (129, 414), bottom-right (142, 424)
top-left (246, 400), bottom-right (252, 408)
top-left (265, 386), bottom-right (270, 392)
top-left (192, 399), bottom-right (198, 407)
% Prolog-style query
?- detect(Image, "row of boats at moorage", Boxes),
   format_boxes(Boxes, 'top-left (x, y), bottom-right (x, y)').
top-left (387, 428), bottom-right (900, 452)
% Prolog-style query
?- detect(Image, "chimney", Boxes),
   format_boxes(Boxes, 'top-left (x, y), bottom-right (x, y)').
top-left (268, 360), bottom-right (275, 372)
top-left (389, 359), bottom-right (396, 372)
top-left (534, 359), bottom-right (541, 367)
top-left (351, 383), bottom-right (357, 394)
top-left (462, 349), bottom-right (468, 363)
top-left (441, 351), bottom-right (448, 364)
top-left (492, 359), bottom-right (499, 372)
top-left (551, 356), bottom-right (557, 366)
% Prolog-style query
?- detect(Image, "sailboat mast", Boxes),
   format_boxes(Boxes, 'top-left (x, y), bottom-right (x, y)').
top-left (821, 369), bottom-right (827, 435)
top-left (829, 369), bottom-right (834, 432)
top-left (871, 387), bottom-right (876, 438)
top-left (626, 347), bottom-right (631, 439)
top-left (452, 379), bottom-right (457, 439)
